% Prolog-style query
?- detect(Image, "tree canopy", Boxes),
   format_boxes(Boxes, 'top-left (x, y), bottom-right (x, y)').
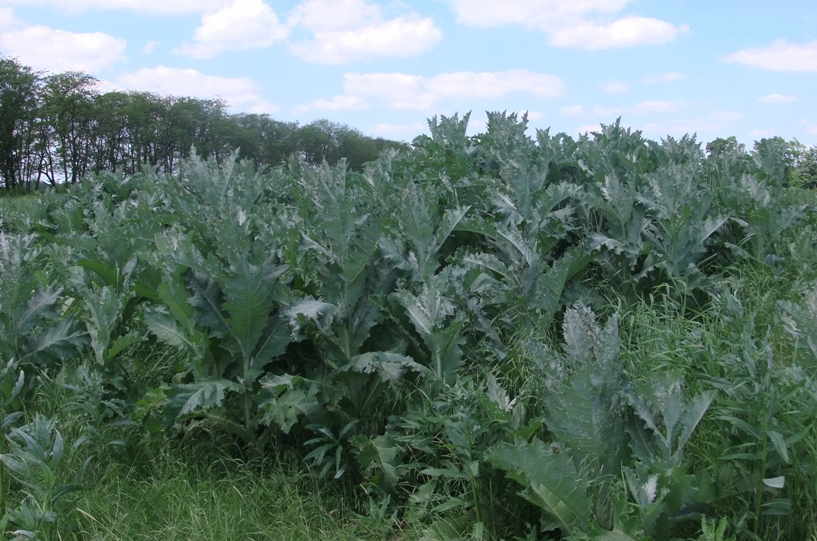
top-left (0, 56), bottom-right (408, 191)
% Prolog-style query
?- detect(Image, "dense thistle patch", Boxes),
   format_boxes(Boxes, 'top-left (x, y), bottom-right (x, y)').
top-left (1, 113), bottom-right (816, 540)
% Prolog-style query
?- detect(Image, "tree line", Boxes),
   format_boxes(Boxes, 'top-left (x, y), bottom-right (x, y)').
top-left (706, 135), bottom-right (817, 188)
top-left (3, 54), bottom-right (816, 192)
top-left (0, 56), bottom-right (408, 191)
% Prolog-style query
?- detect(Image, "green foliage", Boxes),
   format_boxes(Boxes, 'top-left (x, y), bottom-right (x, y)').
top-left (1, 414), bottom-right (87, 538)
top-left (490, 305), bottom-right (715, 539)
top-left (0, 57), bottom-right (407, 191)
top-left (706, 136), bottom-right (746, 158)
top-left (791, 145), bottom-right (817, 188)
top-left (706, 293), bottom-right (815, 540)
top-left (0, 233), bottom-right (87, 368)
top-left (142, 156), bottom-right (294, 445)
top-left (490, 438), bottom-right (593, 534)
top-left (393, 270), bottom-right (465, 387)
top-left (3, 112), bottom-right (817, 541)
top-left (778, 281), bottom-right (817, 365)
top-left (0, 56), bottom-right (41, 191)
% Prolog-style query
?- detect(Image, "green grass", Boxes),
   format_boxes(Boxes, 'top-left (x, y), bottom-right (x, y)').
top-left (62, 437), bottom-right (395, 541)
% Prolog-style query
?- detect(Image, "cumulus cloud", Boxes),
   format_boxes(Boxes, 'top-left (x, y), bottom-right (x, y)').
top-left (722, 40), bottom-right (817, 72)
top-left (549, 17), bottom-right (688, 49)
top-left (116, 66), bottom-right (279, 113)
top-left (709, 111), bottom-right (743, 121)
top-left (288, 0), bottom-right (441, 64)
top-left (0, 0), bottom-right (227, 14)
top-left (631, 101), bottom-right (686, 114)
top-left (598, 81), bottom-right (629, 93)
top-left (561, 105), bottom-right (585, 116)
top-left (176, 0), bottom-right (289, 58)
top-left (0, 7), bottom-right (16, 26)
top-left (758, 93), bottom-right (798, 104)
top-left (7, 0), bottom-right (442, 63)
top-left (369, 122), bottom-right (426, 139)
top-left (0, 22), bottom-right (126, 73)
top-left (292, 94), bottom-right (369, 114)
top-left (336, 70), bottom-right (565, 110)
top-left (288, 0), bottom-right (380, 31)
top-left (593, 106), bottom-right (624, 116)
top-left (638, 112), bottom-right (750, 139)
top-left (594, 101), bottom-right (686, 116)
top-left (749, 129), bottom-right (777, 138)
top-left (447, 0), bottom-right (687, 50)
top-left (641, 120), bottom-right (723, 136)
top-left (310, 95), bottom-right (369, 110)
top-left (448, 0), bottom-right (630, 28)
top-left (576, 123), bottom-right (603, 135)
top-left (642, 72), bottom-right (684, 84)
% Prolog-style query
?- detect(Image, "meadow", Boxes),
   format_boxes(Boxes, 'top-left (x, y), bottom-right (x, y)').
top-left (1, 113), bottom-right (816, 541)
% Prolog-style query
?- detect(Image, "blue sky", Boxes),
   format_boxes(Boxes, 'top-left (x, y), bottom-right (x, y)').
top-left (1, 0), bottom-right (815, 146)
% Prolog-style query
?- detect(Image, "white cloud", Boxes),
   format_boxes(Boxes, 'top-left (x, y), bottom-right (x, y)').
top-left (632, 101), bottom-right (685, 114)
top-left (642, 72), bottom-right (684, 84)
top-left (142, 41), bottom-right (158, 54)
top-left (758, 93), bottom-right (798, 104)
top-left (0, 0), bottom-right (227, 14)
top-left (549, 17), bottom-right (688, 50)
top-left (594, 100), bottom-right (686, 116)
top-left (467, 116), bottom-right (488, 135)
top-left (312, 95), bottom-right (369, 110)
top-left (643, 122), bottom-right (718, 136)
top-left (722, 40), bottom-right (817, 72)
top-left (116, 66), bottom-right (278, 113)
top-left (749, 129), bottom-right (777, 138)
top-left (598, 81), bottom-right (629, 93)
top-left (0, 23), bottom-right (126, 73)
top-left (288, 0), bottom-right (380, 31)
top-left (640, 113), bottom-right (750, 138)
top-left (338, 70), bottom-right (565, 110)
top-left (369, 122), bottom-right (425, 139)
top-left (561, 105), bottom-right (585, 116)
top-left (710, 111), bottom-right (743, 121)
top-left (288, 0), bottom-right (441, 64)
top-left (576, 123), bottom-right (603, 135)
top-left (294, 94), bottom-right (369, 114)
top-left (447, 0), bottom-right (686, 50)
top-left (447, 0), bottom-right (630, 28)
top-left (593, 106), bottom-right (623, 116)
top-left (0, 7), bottom-right (17, 27)
top-left (176, 0), bottom-right (288, 58)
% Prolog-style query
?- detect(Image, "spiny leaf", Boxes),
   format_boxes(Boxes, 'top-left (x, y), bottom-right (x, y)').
top-left (342, 351), bottom-right (429, 383)
top-left (355, 435), bottom-right (400, 491)
top-left (548, 304), bottom-right (627, 478)
top-left (186, 270), bottom-right (229, 337)
top-left (221, 258), bottom-right (281, 363)
top-left (106, 332), bottom-right (142, 361)
top-left (20, 319), bottom-right (87, 366)
top-left (77, 258), bottom-right (120, 288)
top-left (156, 277), bottom-right (197, 334)
top-left (250, 314), bottom-right (291, 375)
top-left (165, 378), bottom-right (243, 418)
top-left (489, 438), bottom-right (592, 535)
top-left (258, 374), bottom-right (319, 433)
top-left (144, 308), bottom-right (203, 354)
top-left (286, 297), bottom-right (339, 338)
top-left (17, 287), bottom-right (62, 335)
